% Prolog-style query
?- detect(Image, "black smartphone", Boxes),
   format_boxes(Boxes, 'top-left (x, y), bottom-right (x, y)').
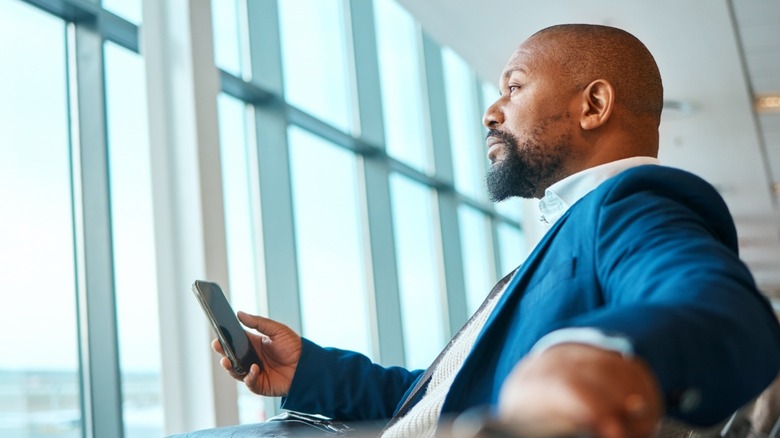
top-left (191, 280), bottom-right (261, 375)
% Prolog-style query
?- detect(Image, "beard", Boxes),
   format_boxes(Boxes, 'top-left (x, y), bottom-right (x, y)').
top-left (485, 128), bottom-right (568, 201)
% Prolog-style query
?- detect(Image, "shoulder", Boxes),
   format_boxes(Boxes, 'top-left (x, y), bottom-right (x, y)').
top-left (585, 165), bottom-right (738, 250)
top-left (599, 165), bottom-right (718, 200)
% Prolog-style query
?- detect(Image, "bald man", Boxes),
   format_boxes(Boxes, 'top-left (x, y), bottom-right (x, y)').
top-left (184, 24), bottom-right (780, 438)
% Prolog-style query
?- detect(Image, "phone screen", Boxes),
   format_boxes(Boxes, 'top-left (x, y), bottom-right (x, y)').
top-left (191, 280), bottom-right (261, 375)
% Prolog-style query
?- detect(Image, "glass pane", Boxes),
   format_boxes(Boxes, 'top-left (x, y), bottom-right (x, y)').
top-left (217, 94), bottom-right (264, 316)
top-left (480, 80), bottom-right (524, 221)
top-left (443, 47), bottom-right (485, 200)
top-left (279, 0), bottom-right (354, 133)
top-left (0, 2), bottom-right (82, 436)
top-left (497, 223), bottom-right (527, 277)
top-left (104, 41), bottom-right (163, 438)
top-left (374, 0), bottom-right (430, 172)
top-left (480, 80), bottom-right (499, 112)
top-left (211, 0), bottom-right (243, 77)
top-left (288, 127), bottom-right (372, 357)
top-left (389, 174), bottom-right (446, 369)
top-left (495, 197), bottom-right (524, 222)
top-left (103, 0), bottom-right (142, 25)
top-left (217, 94), bottom-right (268, 423)
top-left (458, 206), bottom-right (496, 315)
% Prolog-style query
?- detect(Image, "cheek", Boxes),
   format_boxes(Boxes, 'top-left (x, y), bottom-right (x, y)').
top-left (502, 104), bottom-right (534, 134)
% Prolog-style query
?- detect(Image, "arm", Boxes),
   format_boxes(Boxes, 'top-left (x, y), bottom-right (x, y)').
top-left (282, 338), bottom-right (424, 421)
top-left (497, 170), bottom-right (780, 436)
top-left (213, 312), bottom-right (422, 422)
top-left (586, 181), bottom-right (780, 424)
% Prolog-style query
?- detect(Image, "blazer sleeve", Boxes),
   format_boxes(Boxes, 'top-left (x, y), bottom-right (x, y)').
top-left (280, 338), bottom-right (424, 421)
top-left (564, 169), bottom-right (780, 425)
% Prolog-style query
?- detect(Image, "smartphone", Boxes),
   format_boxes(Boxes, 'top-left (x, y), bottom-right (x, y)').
top-left (191, 280), bottom-right (261, 375)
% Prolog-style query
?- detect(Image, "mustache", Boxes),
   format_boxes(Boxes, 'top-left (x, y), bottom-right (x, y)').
top-left (485, 129), bottom-right (518, 146)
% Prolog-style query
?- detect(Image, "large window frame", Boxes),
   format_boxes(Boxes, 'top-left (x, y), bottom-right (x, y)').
top-left (11, 0), bottom-right (526, 435)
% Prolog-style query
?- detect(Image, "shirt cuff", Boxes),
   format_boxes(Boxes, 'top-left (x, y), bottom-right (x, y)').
top-left (531, 327), bottom-right (634, 357)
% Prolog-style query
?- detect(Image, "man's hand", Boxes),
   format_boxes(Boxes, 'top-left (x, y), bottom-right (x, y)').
top-left (497, 343), bottom-right (663, 438)
top-left (212, 311), bottom-right (302, 397)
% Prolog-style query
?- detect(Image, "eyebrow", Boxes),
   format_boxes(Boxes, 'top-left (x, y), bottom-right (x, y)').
top-left (501, 67), bottom-right (528, 84)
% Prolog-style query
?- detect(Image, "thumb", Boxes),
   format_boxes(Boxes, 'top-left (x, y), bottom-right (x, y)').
top-left (237, 311), bottom-right (286, 337)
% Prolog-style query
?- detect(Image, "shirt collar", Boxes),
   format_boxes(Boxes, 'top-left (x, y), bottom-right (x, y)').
top-left (538, 156), bottom-right (660, 226)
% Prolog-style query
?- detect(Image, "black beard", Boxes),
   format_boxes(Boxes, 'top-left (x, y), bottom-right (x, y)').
top-left (485, 128), bottom-right (566, 201)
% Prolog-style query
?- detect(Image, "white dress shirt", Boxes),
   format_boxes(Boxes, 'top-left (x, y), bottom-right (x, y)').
top-left (538, 156), bottom-right (660, 227)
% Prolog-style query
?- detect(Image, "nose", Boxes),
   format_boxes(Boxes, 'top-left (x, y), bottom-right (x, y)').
top-left (482, 98), bottom-right (504, 129)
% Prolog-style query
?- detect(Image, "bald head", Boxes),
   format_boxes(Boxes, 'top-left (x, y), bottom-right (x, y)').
top-left (483, 24), bottom-right (665, 199)
top-left (528, 24), bottom-right (664, 125)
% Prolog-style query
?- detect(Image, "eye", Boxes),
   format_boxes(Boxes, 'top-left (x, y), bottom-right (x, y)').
top-left (507, 84), bottom-right (521, 95)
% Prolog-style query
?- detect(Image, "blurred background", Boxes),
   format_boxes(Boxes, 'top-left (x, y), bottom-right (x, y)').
top-left (0, 0), bottom-right (777, 436)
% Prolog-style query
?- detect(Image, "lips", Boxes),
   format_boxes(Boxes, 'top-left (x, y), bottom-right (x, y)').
top-left (486, 135), bottom-right (505, 161)
top-left (487, 142), bottom-right (502, 160)
top-left (486, 137), bottom-right (504, 148)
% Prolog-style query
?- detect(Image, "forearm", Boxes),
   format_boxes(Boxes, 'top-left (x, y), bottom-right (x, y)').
top-left (560, 296), bottom-right (780, 423)
top-left (282, 338), bottom-right (423, 421)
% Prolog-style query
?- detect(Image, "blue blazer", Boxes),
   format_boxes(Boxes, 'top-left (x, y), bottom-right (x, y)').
top-left (281, 165), bottom-right (780, 426)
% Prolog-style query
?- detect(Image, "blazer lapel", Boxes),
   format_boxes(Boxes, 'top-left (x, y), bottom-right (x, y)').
top-left (477, 210), bottom-right (572, 337)
top-left (440, 210), bottom-right (574, 413)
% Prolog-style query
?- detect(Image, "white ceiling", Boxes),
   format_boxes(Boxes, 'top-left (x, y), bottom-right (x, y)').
top-left (395, 0), bottom-right (780, 301)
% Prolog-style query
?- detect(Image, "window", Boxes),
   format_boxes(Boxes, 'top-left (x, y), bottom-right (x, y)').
top-left (288, 127), bottom-right (372, 356)
top-left (390, 174), bottom-right (446, 369)
top-left (374, 0), bottom-right (431, 172)
top-left (104, 41), bottom-right (163, 438)
top-left (218, 94), bottom-right (265, 321)
top-left (211, 0), bottom-right (244, 78)
top-left (217, 93), bottom-right (268, 423)
top-left (6, 0), bottom-right (525, 432)
top-left (103, 0), bottom-right (142, 25)
top-left (443, 47), bottom-right (486, 200)
top-left (458, 206), bottom-right (496, 314)
top-left (497, 223), bottom-right (527, 276)
top-left (0, 1), bottom-right (82, 436)
top-left (279, 0), bottom-right (355, 133)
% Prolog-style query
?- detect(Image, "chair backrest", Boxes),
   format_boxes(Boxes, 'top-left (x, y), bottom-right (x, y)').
top-left (752, 373), bottom-right (780, 438)
top-left (653, 372), bottom-right (780, 438)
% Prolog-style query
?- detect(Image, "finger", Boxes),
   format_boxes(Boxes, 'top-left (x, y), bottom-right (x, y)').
top-left (237, 311), bottom-right (282, 336)
top-left (244, 363), bottom-right (260, 391)
top-left (220, 356), bottom-right (233, 372)
top-left (219, 356), bottom-right (245, 381)
top-left (212, 338), bottom-right (224, 355)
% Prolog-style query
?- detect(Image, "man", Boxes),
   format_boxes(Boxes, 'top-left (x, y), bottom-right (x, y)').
top-left (201, 24), bottom-right (780, 437)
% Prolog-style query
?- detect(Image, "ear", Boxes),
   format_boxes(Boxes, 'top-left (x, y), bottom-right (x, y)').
top-left (579, 79), bottom-right (615, 131)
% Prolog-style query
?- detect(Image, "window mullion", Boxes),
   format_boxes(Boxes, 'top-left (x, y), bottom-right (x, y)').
top-left (422, 33), bottom-right (468, 334)
top-left (347, 0), bottom-right (406, 366)
top-left (245, 0), bottom-right (303, 334)
top-left (68, 18), bottom-right (124, 438)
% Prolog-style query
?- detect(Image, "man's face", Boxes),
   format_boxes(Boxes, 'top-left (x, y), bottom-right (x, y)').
top-left (483, 37), bottom-right (581, 201)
